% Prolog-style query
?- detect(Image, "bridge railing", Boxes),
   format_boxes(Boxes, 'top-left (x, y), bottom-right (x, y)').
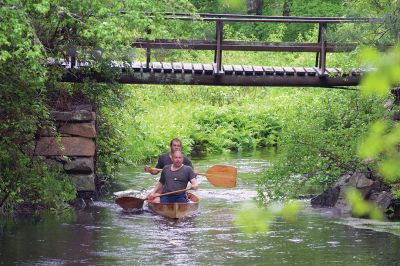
top-left (132, 13), bottom-right (380, 75)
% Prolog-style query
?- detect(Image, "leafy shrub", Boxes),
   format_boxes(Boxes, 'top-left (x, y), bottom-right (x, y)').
top-left (257, 90), bottom-right (385, 201)
top-left (191, 106), bottom-right (280, 153)
top-left (0, 147), bottom-right (76, 212)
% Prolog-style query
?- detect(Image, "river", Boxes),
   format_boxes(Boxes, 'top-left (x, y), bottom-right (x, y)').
top-left (1, 150), bottom-right (400, 265)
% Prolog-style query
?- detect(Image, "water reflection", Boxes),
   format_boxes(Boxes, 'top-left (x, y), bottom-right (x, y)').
top-left (0, 210), bottom-right (101, 265)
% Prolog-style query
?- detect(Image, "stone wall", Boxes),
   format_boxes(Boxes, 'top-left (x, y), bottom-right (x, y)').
top-left (34, 107), bottom-right (96, 198)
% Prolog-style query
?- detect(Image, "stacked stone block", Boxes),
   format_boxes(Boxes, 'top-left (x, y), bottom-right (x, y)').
top-left (34, 108), bottom-right (96, 198)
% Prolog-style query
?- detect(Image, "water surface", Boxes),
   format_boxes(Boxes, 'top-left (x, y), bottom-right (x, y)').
top-left (1, 150), bottom-right (400, 265)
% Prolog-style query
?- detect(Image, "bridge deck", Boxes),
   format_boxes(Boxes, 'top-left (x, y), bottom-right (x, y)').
top-left (55, 14), bottom-right (378, 88)
top-left (58, 61), bottom-right (363, 87)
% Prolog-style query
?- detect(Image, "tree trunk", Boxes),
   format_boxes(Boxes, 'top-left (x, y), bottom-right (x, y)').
top-left (0, 193), bottom-right (9, 208)
top-left (283, 0), bottom-right (292, 16)
top-left (391, 87), bottom-right (400, 103)
top-left (247, 0), bottom-right (263, 15)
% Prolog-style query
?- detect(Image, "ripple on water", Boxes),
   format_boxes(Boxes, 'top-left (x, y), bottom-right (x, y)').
top-left (306, 243), bottom-right (327, 249)
top-left (26, 259), bottom-right (69, 266)
top-left (288, 238), bottom-right (304, 243)
top-left (235, 159), bottom-right (270, 173)
top-left (215, 233), bottom-right (234, 241)
top-left (327, 241), bottom-right (340, 247)
top-left (334, 217), bottom-right (400, 237)
top-left (196, 188), bottom-right (257, 202)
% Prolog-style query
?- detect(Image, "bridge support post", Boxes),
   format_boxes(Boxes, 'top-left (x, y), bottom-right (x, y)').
top-left (214, 20), bottom-right (224, 75)
top-left (68, 47), bottom-right (77, 69)
top-left (146, 48), bottom-right (151, 68)
top-left (317, 23), bottom-right (327, 75)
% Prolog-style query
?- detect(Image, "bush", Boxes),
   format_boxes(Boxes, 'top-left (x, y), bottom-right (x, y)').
top-left (191, 106), bottom-right (280, 153)
top-left (257, 90), bottom-right (386, 202)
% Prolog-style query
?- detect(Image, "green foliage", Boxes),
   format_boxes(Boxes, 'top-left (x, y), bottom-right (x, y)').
top-left (121, 85), bottom-right (281, 163)
top-left (358, 119), bottom-right (400, 182)
top-left (234, 201), bottom-right (273, 234)
top-left (1, 0), bottom-right (197, 213)
top-left (0, 148), bottom-right (76, 212)
top-left (252, 9), bottom-right (399, 213)
top-left (392, 186), bottom-right (400, 199)
top-left (360, 47), bottom-right (400, 97)
top-left (283, 0), bottom-right (344, 41)
top-left (191, 0), bottom-right (246, 13)
top-left (343, 0), bottom-right (399, 44)
top-left (280, 200), bottom-right (302, 222)
top-left (234, 200), bottom-right (301, 234)
top-left (358, 46), bottom-right (400, 192)
top-left (0, 1), bottom-right (73, 212)
top-left (345, 187), bottom-right (384, 220)
top-left (26, 164), bottom-right (76, 211)
top-left (218, 0), bottom-right (247, 13)
top-left (79, 82), bottom-right (132, 181)
top-left (1, 0), bottom-right (397, 214)
top-left (191, 106), bottom-right (280, 153)
top-left (257, 90), bottom-right (385, 201)
top-left (121, 85), bottom-right (195, 164)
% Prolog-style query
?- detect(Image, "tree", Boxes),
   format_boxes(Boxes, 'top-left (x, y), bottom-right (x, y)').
top-left (247, 0), bottom-right (263, 15)
top-left (0, 0), bottom-right (196, 212)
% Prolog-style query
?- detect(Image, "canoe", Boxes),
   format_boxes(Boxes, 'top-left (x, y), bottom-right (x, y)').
top-left (148, 193), bottom-right (200, 219)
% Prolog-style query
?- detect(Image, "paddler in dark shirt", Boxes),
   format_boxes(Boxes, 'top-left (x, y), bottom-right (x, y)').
top-left (144, 138), bottom-right (196, 174)
top-left (147, 150), bottom-right (199, 203)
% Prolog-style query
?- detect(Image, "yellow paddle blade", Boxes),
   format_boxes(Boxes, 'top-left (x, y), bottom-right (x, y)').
top-left (203, 164), bottom-right (237, 188)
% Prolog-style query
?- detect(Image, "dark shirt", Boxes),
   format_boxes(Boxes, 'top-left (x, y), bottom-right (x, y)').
top-left (159, 165), bottom-right (196, 195)
top-left (155, 152), bottom-right (193, 169)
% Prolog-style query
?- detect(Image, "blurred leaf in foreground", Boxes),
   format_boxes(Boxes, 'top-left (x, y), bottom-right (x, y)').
top-left (345, 187), bottom-right (384, 221)
top-left (358, 45), bottom-right (400, 188)
top-left (360, 46), bottom-right (400, 97)
top-left (234, 202), bottom-right (273, 234)
top-left (280, 201), bottom-right (302, 222)
top-left (234, 201), bottom-right (302, 234)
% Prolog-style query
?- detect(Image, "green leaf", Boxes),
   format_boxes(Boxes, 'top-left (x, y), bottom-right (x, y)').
top-left (358, 120), bottom-right (387, 158)
top-left (34, 1), bottom-right (50, 14)
top-left (234, 201), bottom-right (273, 235)
top-left (379, 159), bottom-right (400, 183)
top-left (358, 47), bottom-right (381, 66)
top-left (345, 188), bottom-right (384, 221)
top-left (280, 201), bottom-right (301, 222)
top-left (360, 73), bottom-right (391, 97)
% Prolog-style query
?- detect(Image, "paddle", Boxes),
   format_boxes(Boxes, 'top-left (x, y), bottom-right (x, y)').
top-left (150, 164), bottom-right (237, 188)
top-left (115, 187), bottom-right (192, 210)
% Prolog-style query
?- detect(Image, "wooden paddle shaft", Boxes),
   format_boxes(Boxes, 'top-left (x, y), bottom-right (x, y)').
top-left (157, 187), bottom-right (192, 197)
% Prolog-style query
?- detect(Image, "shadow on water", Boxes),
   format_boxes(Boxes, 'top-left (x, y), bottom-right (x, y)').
top-left (1, 149), bottom-right (400, 265)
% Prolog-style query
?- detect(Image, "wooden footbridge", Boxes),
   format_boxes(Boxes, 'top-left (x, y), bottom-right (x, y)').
top-left (55, 13), bottom-right (380, 88)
